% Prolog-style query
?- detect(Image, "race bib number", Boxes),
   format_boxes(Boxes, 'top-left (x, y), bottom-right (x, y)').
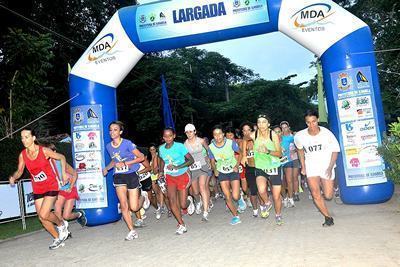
top-left (246, 150), bottom-right (254, 158)
top-left (220, 165), bottom-right (234, 174)
top-left (263, 168), bottom-right (278, 176)
top-left (33, 171), bottom-right (48, 182)
top-left (238, 165), bottom-right (244, 173)
top-left (115, 165), bottom-right (129, 174)
top-left (164, 166), bottom-right (178, 174)
top-left (138, 171), bottom-right (151, 181)
top-left (280, 156), bottom-right (289, 165)
top-left (305, 144), bottom-right (322, 153)
top-left (189, 161), bottom-right (201, 171)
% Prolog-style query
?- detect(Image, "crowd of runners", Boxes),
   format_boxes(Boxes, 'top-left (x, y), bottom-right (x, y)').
top-left (9, 109), bottom-right (341, 249)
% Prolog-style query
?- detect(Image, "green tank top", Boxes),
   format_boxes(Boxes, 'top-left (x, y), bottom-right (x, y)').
top-left (254, 131), bottom-right (281, 170)
top-left (209, 139), bottom-right (237, 173)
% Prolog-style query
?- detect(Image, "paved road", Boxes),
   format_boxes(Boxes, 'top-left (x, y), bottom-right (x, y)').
top-left (1, 188), bottom-right (399, 267)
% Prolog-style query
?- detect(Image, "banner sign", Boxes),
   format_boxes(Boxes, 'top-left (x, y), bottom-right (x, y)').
top-left (331, 66), bottom-right (387, 186)
top-left (0, 184), bottom-right (21, 220)
top-left (22, 181), bottom-right (36, 214)
top-left (136, 0), bottom-right (270, 42)
top-left (71, 105), bottom-right (108, 209)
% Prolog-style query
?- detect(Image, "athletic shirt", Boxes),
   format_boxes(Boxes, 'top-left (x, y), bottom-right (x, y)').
top-left (106, 139), bottom-right (140, 175)
top-left (294, 126), bottom-right (340, 168)
top-left (22, 146), bottom-right (59, 194)
top-left (209, 138), bottom-right (239, 173)
top-left (245, 140), bottom-right (255, 167)
top-left (184, 137), bottom-right (207, 170)
top-left (254, 130), bottom-right (281, 170)
top-left (159, 142), bottom-right (189, 176)
top-left (281, 134), bottom-right (298, 162)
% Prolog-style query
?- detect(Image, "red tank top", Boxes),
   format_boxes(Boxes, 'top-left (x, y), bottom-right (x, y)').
top-left (22, 146), bottom-right (59, 194)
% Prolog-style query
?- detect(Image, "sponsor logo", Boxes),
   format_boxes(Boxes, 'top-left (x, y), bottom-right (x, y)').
top-left (360, 134), bottom-right (377, 142)
top-left (233, 0), bottom-right (240, 8)
top-left (350, 158), bottom-right (360, 167)
top-left (75, 143), bottom-right (85, 150)
top-left (345, 148), bottom-right (358, 155)
top-left (89, 142), bottom-right (97, 149)
top-left (73, 108), bottom-right (83, 125)
top-left (87, 33), bottom-right (118, 64)
top-left (337, 72), bottom-right (352, 91)
top-left (360, 121), bottom-right (375, 131)
top-left (75, 153), bottom-right (85, 161)
top-left (89, 184), bottom-right (103, 192)
top-left (345, 122), bottom-right (354, 132)
top-left (88, 132), bottom-right (97, 140)
top-left (173, 2), bottom-right (227, 24)
top-left (87, 108), bottom-right (98, 119)
top-left (357, 108), bottom-right (373, 117)
top-left (341, 100), bottom-right (351, 110)
top-left (139, 14), bottom-right (146, 23)
top-left (290, 3), bottom-right (335, 32)
top-left (356, 96), bottom-right (370, 107)
top-left (78, 163), bottom-right (86, 170)
top-left (159, 12), bottom-right (166, 20)
top-left (75, 132), bottom-right (82, 141)
top-left (356, 71), bottom-right (370, 89)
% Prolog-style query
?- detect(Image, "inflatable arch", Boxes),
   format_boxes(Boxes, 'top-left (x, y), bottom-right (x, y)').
top-left (69, 0), bottom-right (394, 226)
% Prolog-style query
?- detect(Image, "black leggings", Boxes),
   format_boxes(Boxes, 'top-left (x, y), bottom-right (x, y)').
top-left (245, 166), bottom-right (258, 196)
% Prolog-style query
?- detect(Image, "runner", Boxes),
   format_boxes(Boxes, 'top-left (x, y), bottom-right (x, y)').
top-left (225, 127), bottom-right (247, 212)
top-left (280, 121), bottom-right (301, 207)
top-left (134, 159), bottom-right (153, 228)
top-left (240, 122), bottom-right (262, 217)
top-left (294, 110), bottom-right (340, 227)
top-left (184, 123), bottom-right (211, 221)
top-left (103, 121), bottom-right (145, 240)
top-left (47, 143), bottom-right (87, 227)
top-left (158, 127), bottom-right (195, 234)
top-left (209, 125), bottom-right (242, 225)
top-left (9, 128), bottom-right (70, 250)
top-left (243, 114), bottom-right (284, 225)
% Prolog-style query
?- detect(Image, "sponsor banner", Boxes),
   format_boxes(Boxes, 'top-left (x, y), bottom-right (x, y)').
top-left (22, 182), bottom-right (36, 214)
top-left (71, 105), bottom-right (108, 209)
top-left (70, 13), bottom-right (144, 88)
top-left (331, 66), bottom-right (386, 186)
top-left (278, 0), bottom-right (366, 56)
top-left (0, 184), bottom-right (21, 219)
top-left (136, 0), bottom-right (269, 42)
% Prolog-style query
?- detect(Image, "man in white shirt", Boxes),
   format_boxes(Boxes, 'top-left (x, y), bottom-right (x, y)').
top-left (294, 110), bottom-right (340, 227)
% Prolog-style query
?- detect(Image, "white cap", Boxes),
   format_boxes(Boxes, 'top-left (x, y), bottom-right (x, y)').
top-left (184, 123), bottom-right (196, 132)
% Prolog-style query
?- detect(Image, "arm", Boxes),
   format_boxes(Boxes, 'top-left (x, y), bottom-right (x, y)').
top-left (210, 158), bottom-right (218, 177)
top-left (43, 147), bottom-right (67, 178)
top-left (103, 160), bottom-right (115, 176)
top-left (172, 153), bottom-right (194, 170)
top-left (270, 131), bottom-right (282, 158)
top-left (158, 153), bottom-right (165, 178)
top-left (297, 148), bottom-right (306, 176)
top-left (65, 162), bottom-right (77, 192)
top-left (9, 153), bottom-right (25, 185)
top-left (138, 158), bottom-right (152, 174)
top-left (325, 152), bottom-right (339, 179)
top-left (120, 148), bottom-right (145, 167)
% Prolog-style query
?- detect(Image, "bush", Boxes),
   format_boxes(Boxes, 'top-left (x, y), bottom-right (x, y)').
top-left (378, 118), bottom-right (400, 184)
top-left (0, 139), bottom-right (72, 182)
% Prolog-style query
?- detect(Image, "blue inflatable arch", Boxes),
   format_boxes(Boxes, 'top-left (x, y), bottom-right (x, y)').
top-left (69, 0), bottom-right (394, 226)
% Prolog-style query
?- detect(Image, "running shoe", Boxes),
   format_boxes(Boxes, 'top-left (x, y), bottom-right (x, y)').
top-left (282, 197), bottom-right (288, 208)
top-left (76, 210), bottom-right (87, 227)
top-left (181, 208), bottom-right (188, 216)
top-left (49, 238), bottom-right (65, 250)
top-left (238, 195), bottom-right (247, 211)
top-left (187, 196), bottom-right (195, 215)
top-left (252, 209), bottom-right (259, 218)
top-left (308, 192), bottom-right (313, 200)
top-left (168, 210), bottom-right (172, 218)
top-left (265, 202), bottom-right (273, 213)
top-left (202, 212), bottom-right (209, 222)
top-left (134, 219), bottom-right (145, 228)
top-left (208, 201), bottom-right (214, 213)
top-left (287, 198), bottom-right (295, 208)
top-left (260, 205), bottom-right (270, 219)
top-left (155, 208), bottom-right (162, 220)
top-left (125, 230), bottom-right (138, 241)
top-left (140, 208), bottom-right (146, 218)
top-left (214, 193), bottom-right (223, 200)
top-left (275, 215), bottom-right (283, 226)
top-left (334, 188), bottom-right (340, 199)
top-left (142, 191), bottom-right (150, 210)
top-left (294, 193), bottom-right (300, 202)
top-left (322, 216), bottom-right (334, 227)
top-left (176, 224), bottom-right (187, 235)
top-left (57, 220), bottom-right (69, 241)
top-left (195, 201), bottom-right (202, 215)
top-left (230, 216), bottom-right (241, 225)
top-left (246, 198), bottom-right (253, 208)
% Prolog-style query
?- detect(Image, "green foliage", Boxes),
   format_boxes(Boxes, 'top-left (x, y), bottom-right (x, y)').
top-left (378, 118), bottom-right (400, 184)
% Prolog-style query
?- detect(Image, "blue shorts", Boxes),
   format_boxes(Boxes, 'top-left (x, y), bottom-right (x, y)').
top-left (283, 159), bottom-right (301, 169)
top-left (218, 172), bottom-right (240, 182)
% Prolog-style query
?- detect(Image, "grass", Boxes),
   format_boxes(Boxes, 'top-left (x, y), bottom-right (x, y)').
top-left (0, 216), bottom-right (43, 241)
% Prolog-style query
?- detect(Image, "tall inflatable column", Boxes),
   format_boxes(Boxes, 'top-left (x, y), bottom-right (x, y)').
top-left (69, 12), bottom-right (143, 226)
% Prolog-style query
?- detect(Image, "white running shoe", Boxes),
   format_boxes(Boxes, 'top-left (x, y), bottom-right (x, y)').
top-left (287, 198), bottom-right (295, 208)
top-left (57, 220), bottom-right (69, 241)
top-left (155, 208), bottom-right (162, 220)
top-left (283, 197), bottom-right (289, 208)
top-left (49, 238), bottom-right (65, 250)
top-left (142, 191), bottom-right (150, 210)
top-left (125, 230), bottom-right (138, 241)
top-left (176, 224), bottom-right (187, 235)
top-left (187, 196), bottom-right (195, 215)
top-left (134, 219), bottom-right (145, 228)
top-left (195, 201), bottom-right (202, 215)
top-left (208, 201), bottom-right (214, 213)
top-left (202, 212), bottom-right (209, 222)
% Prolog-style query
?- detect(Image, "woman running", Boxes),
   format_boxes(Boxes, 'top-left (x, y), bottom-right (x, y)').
top-left (158, 127), bottom-right (194, 235)
top-left (184, 123), bottom-right (211, 221)
top-left (209, 125), bottom-right (242, 225)
top-left (9, 128), bottom-right (70, 250)
top-left (47, 143), bottom-right (87, 227)
top-left (103, 121), bottom-right (145, 241)
top-left (243, 114), bottom-right (283, 225)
